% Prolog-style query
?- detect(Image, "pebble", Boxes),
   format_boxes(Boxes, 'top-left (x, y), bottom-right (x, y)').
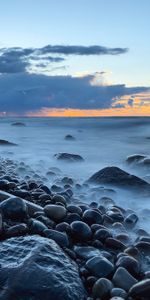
top-left (44, 229), bottom-right (69, 247)
top-left (44, 204), bottom-right (66, 222)
top-left (92, 278), bottom-right (113, 299)
top-left (129, 279), bottom-right (150, 298)
top-left (70, 221), bottom-right (92, 241)
top-left (112, 267), bottom-right (137, 291)
top-left (83, 209), bottom-right (103, 225)
top-left (85, 256), bottom-right (114, 278)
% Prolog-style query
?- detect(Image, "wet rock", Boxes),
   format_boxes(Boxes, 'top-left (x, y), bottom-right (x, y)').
top-left (44, 204), bottom-right (66, 222)
top-left (129, 279), bottom-right (150, 299)
top-left (92, 278), bottom-right (113, 299)
top-left (85, 256), bottom-right (114, 277)
top-left (116, 256), bottom-right (140, 276)
top-left (52, 194), bottom-right (67, 205)
top-left (134, 241), bottom-right (150, 254)
top-left (67, 205), bottom-right (82, 216)
top-left (83, 209), bottom-right (103, 225)
top-left (0, 139), bottom-right (17, 146)
top-left (112, 267), bottom-right (137, 291)
top-left (94, 228), bottom-right (112, 242)
top-left (0, 197), bottom-right (28, 221)
top-left (87, 166), bottom-right (150, 189)
top-left (0, 235), bottom-right (86, 300)
top-left (29, 219), bottom-right (48, 235)
top-left (65, 135), bottom-right (76, 140)
top-left (5, 223), bottom-right (28, 237)
top-left (11, 122), bottom-right (26, 126)
top-left (44, 229), bottom-right (69, 247)
top-left (55, 222), bottom-right (71, 233)
top-left (70, 221), bottom-right (92, 241)
top-left (64, 213), bottom-right (81, 224)
top-left (74, 246), bottom-right (102, 260)
top-left (126, 154), bottom-right (146, 164)
top-left (105, 238), bottom-right (126, 250)
top-left (110, 288), bottom-right (127, 298)
top-left (124, 213), bottom-right (138, 226)
top-left (54, 152), bottom-right (84, 162)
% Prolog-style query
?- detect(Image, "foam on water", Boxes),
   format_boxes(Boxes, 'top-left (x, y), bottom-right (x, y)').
top-left (0, 117), bottom-right (150, 232)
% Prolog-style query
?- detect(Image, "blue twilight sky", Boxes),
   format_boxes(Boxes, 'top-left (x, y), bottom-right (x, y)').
top-left (0, 0), bottom-right (149, 115)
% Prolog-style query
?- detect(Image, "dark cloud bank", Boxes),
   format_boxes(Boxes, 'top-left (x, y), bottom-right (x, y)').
top-left (0, 44), bottom-right (149, 114)
top-left (0, 45), bottom-right (128, 74)
top-left (0, 73), bottom-right (149, 114)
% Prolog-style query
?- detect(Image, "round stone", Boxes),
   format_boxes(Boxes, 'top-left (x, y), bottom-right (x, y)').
top-left (0, 197), bottom-right (28, 221)
top-left (92, 278), bottom-right (113, 299)
top-left (83, 209), bottom-right (103, 225)
top-left (85, 256), bottom-right (114, 278)
top-left (70, 221), bottom-right (92, 241)
top-left (44, 205), bottom-right (66, 222)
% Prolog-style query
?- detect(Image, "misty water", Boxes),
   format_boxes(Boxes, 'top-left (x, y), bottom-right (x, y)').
top-left (0, 117), bottom-right (150, 232)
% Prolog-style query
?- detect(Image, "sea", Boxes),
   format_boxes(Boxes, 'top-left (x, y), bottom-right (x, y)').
top-left (0, 117), bottom-right (150, 232)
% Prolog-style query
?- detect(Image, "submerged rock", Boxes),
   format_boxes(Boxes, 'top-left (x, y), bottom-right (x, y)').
top-left (87, 166), bottom-right (150, 189)
top-left (54, 152), bottom-right (84, 162)
top-left (65, 134), bottom-right (76, 140)
top-left (0, 139), bottom-right (17, 146)
top-left (126, 154), bottom-right (146, 164)
top-left (11, 122), bottom-right (26, 126)
top-left (0, 235), bottom-right (86, 300)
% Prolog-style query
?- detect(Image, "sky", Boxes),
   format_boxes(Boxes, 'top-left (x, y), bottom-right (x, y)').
top-left (0, 0), bottom-right (150, 116)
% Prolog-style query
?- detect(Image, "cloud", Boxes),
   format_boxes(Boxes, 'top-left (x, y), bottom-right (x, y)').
top-left (0, 44), bottom-right (128, 74)
top-left (0, 73), bottom-right (149, 115)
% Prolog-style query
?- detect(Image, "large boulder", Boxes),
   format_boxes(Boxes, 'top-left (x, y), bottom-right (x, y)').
top-left (87, 166), bottom-right (150, 189)
top-left (0, 235), bottom-right (86, 300)
top-left (54, 152), bottom-right (84, 162)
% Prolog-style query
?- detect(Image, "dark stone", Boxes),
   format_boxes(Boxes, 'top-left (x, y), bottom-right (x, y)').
top-left (65, 135), bottom-right (76, 140)
top-left (112, 267), bottom-right (137, 291)
top-left (92, 278), bottom-right (113, 299)
top-left (0, 197), bottom-right (28, 220)
top-left (67, 205), bottom-right (82, 216)
top-left (52, 194), bottom-right (67, 205)
top-left (64, 213), bottom-right (82, 224)
top-left (83, 209), bottom-right (103, 225)
top-left (70, 221), bottom-right (92, 241)
top-left (110, 288), bottom-right (127, 299)
top-left (0, 235), bottom-right (86, 300)
top-left (105, 238), bottom-right (126, 250)
top-left (116, 256), bottom-right (140, 276)
top-left (94, 228), bottom-right (112, 242)
top-left (44, 204), bottom-right (66, 222)
top-left (54, 152), bottom-right (84, 162)
top-left (11, 122), bottom-right (26, 126)
top-left (124, 213), bottom-right (138, 226)
top-left (5, 223), bottom-right (28, 238)
top-left (134, 241), bottom-right (150, 254)
top-left (0, 139), bottom-right (17, 146)
top-left (74, 246), bottom-right (102, 260)
top-left (85, 256), bottom-right (114, 278)
top-left (87, 166), bottom-right (150, 189)
top-left (129, 279), bottom-right (150, 299)
top-left (126, 154), bottom-right (146, 164)
top-left (44, 229), bottom-right (69, 247)
top-left (55, 222), bottom-right (71, 233)
top-left (29, 219), bottom-right (48, 235)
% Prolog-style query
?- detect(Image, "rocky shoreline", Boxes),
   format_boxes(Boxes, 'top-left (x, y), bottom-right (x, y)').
top-left (0, 157), bottom-right (150, 299)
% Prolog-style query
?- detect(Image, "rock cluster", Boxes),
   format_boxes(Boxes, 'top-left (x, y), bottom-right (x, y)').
top-left (0, 158), bottom-right (149, 299)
